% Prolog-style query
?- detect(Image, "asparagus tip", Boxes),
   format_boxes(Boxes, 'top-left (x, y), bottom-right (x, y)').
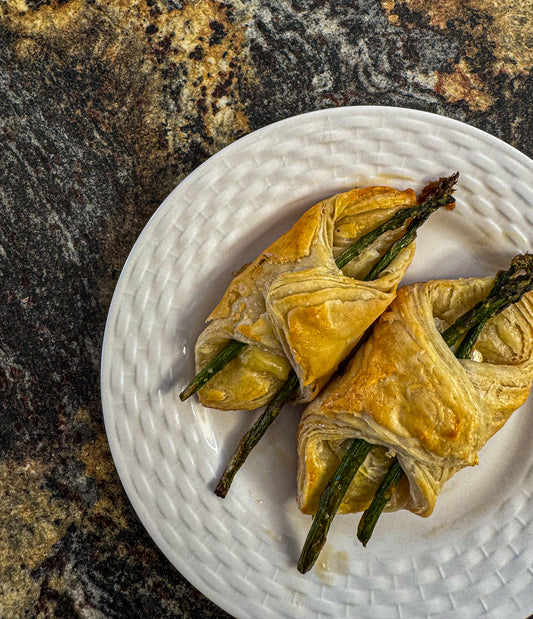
top-left (297, 532), bottom-right (326, 574)
top-left (296, 559), bottom-right (312, 574)
top-left (214, 482), bottom-right (227, 499)
top-left (356, 520), bottom-right (370, 547)
top-left (213, 372), bottom-right (299, 499)
top-left (418, 171), bottom-right (459, 205)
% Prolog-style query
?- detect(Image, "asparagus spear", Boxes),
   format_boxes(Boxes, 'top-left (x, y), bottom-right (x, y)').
top-left (442, 252), bottom-right (533, 350)
top-left (364, 202), bottom-right (437, 282)
top-left (215, 178), bottom-right (458, 498)
top-left (297, 439), bottom-right (372, 572)
top-left (180, 173), bottom-right (458, 401)
top-left (297, 252), bottom-right (533, 572)
top-left (215, 371), bottom-right (299, 498)
top-left (335, 174), bottom-right (457, 269)
top-left (357, 459), bottom-right (404, 547)
top-left (179, 340), bottom-right (246, 401)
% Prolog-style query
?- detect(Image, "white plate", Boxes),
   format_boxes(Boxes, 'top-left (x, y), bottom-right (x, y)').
top-left (101, 106), bottom-right (533, 619)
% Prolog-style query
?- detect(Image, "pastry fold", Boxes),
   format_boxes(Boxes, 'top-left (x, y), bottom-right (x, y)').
top-left (297, 277), bottom-right (533, 517)
top-left (195, 186), bottom-right (417, 410)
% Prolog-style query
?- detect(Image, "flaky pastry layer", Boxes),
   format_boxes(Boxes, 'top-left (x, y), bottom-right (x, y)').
top-left (297, 277), bottom-right (533, 516)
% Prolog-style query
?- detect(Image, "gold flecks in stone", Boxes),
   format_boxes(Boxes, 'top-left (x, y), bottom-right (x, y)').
top-left (382, 0), bottom-right (533, 76)
top-left (483, 0), bottom-right (533, 74)
top-left (382, 0), bottom-right (400, 24)
top-left (74, 405), bottom-right (131, 534)
top-left (435, 60), bottom-right (493, 111)
top-left (79, 428), bottom-right (131, 533)
top-left (78, 428), bottom-right (112, 484)
top-left (3, 0), bottom-right (255, 311)
top-left (4, 0), bottom-right (252, 161)
top-left (382, 0), bottom-right (457, 30)
top-left (0, 566), bottom-right (39, 618)
top-left (0, 460), bottom-right (81, 616)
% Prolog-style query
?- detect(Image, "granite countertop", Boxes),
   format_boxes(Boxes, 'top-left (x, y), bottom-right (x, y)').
top-left (1, 1), bottom-right (532, 617)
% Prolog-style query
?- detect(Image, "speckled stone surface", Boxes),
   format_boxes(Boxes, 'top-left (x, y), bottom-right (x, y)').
top-left (0, 1), bottom-right (532, 617)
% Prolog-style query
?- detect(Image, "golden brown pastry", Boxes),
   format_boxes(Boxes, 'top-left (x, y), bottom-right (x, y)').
top-left (297, 276), bottom-right (533, 517)
top-left (194, 185), bottom-right (418, 410)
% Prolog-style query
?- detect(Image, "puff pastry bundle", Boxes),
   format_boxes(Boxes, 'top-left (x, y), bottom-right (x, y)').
top-left (193, 185), bottom-right (420, 411)
top-left (297, 269), bottom-right (533, 522)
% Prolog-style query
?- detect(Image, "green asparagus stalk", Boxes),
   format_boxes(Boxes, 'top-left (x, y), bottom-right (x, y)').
top-left (454, 253), bottom-right (533, 358)
top-left (442, 253), bottom-right (533, 351)
top-left (180, 174), bottom-right (458, 401)
top-left (335, 181), bottom-right (457, 269)
top-left (297, 439), bottom-right (373, 573)
top-left (298, 252), bottom-right (533, 572)
top-left (357, 459), bottom-right (404, 547)
top-left (214, 372), bottom-right (299, 498)
top-left (454, 320), bottom-right (487, 360)
top-left (364, 203), bottom-right (435, 282)
top-left (215, 178), bottom-right (458, 498)
top-left (179, 340), bottom-right (246, 401)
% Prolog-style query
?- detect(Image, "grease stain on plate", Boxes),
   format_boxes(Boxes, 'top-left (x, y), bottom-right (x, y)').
top-left (314, 546), bottom-right (350, 583)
